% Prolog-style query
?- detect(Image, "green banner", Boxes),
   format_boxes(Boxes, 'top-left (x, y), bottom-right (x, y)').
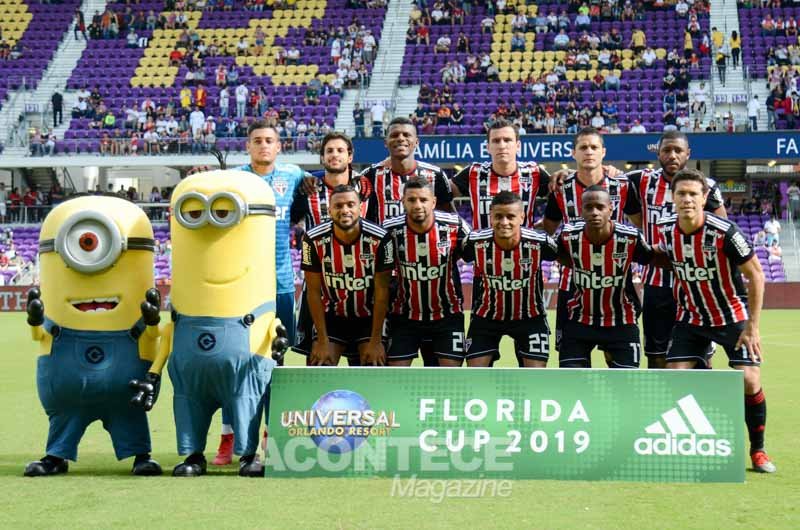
top-left (265, 368), bottom-right (744, 483)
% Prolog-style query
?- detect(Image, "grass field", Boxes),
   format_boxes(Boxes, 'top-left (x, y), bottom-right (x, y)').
top-left (1, 310), bottom-right (798, 529)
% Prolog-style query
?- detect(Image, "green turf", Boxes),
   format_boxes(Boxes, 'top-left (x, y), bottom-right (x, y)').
top-left (1, 311), bottom-right (798, 529)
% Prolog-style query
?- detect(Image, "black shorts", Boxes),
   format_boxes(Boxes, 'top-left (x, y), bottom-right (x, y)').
top-left (642, 284), bottom-right (677, 357)
top-left (559, 320), bottom-right (642, 368)
top-left (308, 313), bottom-right (376, 358)
top-left (467, 315), bottom-right (550, 362)
top-left (293, 290), bottom-right (313, 355)
top-left (387, 313), bottom-right (465, 362)
top-left (555, 288), bottom-right (570, 352)
top-left (667, 321), bottom-right (760, 368)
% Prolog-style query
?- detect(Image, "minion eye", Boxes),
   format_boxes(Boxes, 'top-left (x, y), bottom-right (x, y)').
top-left (215, 209), bottom-right (230, 219)
top-left (56, 212), bottom-right (123, 273)
top-left (79, 232), bottom-right (99, 251)
top-left (188, 210), bottom-right (203, 220)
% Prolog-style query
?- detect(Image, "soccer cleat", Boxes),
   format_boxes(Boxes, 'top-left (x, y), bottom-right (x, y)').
top-left (751, 450), bottom-right (777, 473)
top-left (172, 453), bottom-right (207, 477)
top-left (24, 455), bottom-right (68, 477)
top-left (212, 433), bottom-right (234, 466)
top-left (132, 454), bottom-right (163, 476)
top-left (239, 454), bottom-right (264, 478)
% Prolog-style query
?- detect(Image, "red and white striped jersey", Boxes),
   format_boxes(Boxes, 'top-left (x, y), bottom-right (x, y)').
top-left (655, 213), bottom-right (752, 327)
top-left (361, 160), bottom-right (453, 224)
top-left (626, 167), bottom-right (724, 287)
top-left (301, 220), bottom-right (395, 318)
top-left (290, 173), bottom-right (372, 228)
top-left (383, 211), bottom-right (469, 321)
top-left (544, 171), bottom-right (642, 290)
top-left (452, 161), bottom-right (550, 229)
top-left (462, 227), bottom-right (558, 320)
top-left (558, 222), bottom-right (654, 327)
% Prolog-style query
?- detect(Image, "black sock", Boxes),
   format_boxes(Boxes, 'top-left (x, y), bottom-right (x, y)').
top-left (745, 389), bottom-right (767, 453)
top-left (185, 452), bottom-right (206, 465)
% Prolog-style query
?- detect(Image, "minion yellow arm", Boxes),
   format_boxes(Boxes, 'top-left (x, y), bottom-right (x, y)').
top-left (147, 321), bottom-right (174, 375)
top-left (253, 313), bottom-right (281, 358)
top-left (137, 323), bottom-right (162, 362)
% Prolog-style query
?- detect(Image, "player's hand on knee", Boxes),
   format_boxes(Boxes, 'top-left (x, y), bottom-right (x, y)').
top-left (129, 372), bottom-right (161, 411)
top-left (26, 287), bottom-right (44, 327)
top-left (309, 340), bottom-right (331, 366)
top-left (140, 288), bottom-right (161, 326)
top-left (361, 339), bottom-right (386, 366)
top-left (736, 324), bottom-right (762, 362)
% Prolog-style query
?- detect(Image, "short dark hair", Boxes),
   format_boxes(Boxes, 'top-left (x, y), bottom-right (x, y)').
top-left (320, 132), bottom-right (353, 155)
top-left (486, 118), bottom-right (519, 142)
top-left (386, 116), bottom-right (417, 136)
top-left (330, 184), bottom-right (360, 200)
top-left (575, 126), bottom-right (604, 146)
top-left (490, 191), bottom-right (523, 208)
top-left (247, 119), bottom-right (279, 138)
top-left (670, 168), bottom-right (709, 194)
top-left (582, 184), bottom-right (610, 199)
top-left (402, 176), bottom-right (433, 195)
top-left (658, 130), bottom-right (689, 150)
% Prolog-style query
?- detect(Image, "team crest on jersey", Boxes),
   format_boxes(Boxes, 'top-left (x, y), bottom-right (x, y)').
top-left (519, 175), bottom-right (532, 191)
top-left (498, 178), bottom-right (511, 191)
top-left (464, 337), bottom-right (472, 351)
top-left (591, 253), bottom-right (604, 266)
top-left (343, 254), bottom-right (355, 268)
top-left (501, 258), bottom-right (515, 271)
top-left (702, 245), bottom-right (717, 260)
top-left (417, 242), bottom-right (429, 256)
top-left (683, 244), bottom-right (694, 256)
top-left (612, 252), bottom-right (628, 269)
top-left (272, 178), bottom-right (288, 196)
top-left (437, 240), bottom-right (450, 255)
top-left (519, 258), bottom-right (532, 270)
top-left (360, 253), bottom-right (374, 264)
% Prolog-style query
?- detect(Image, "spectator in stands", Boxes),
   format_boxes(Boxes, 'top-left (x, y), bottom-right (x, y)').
top-left (575, 10), bottom-right (591, 32)
top-left (370, 100), bottom-right (386, 137)
top-left (629, 119), bottom-right (647, 133)
top-left (353, 102), bottom-right (365, 137)
top-left (675, 0), bottom-right (689, 17)
top-left (553, 29), bottom-right (570, 50)
top-left (747, 95), bottom-right (761, 131)
top-left (640, 47), bottom-right (657, 68)
top-left (0, 182), bottom-right (6, 223)
top-left (195, 83), bottom-right (208, 110)
top-left (29, 131), bottom-right (44, 157)
top-left (416, 22), bottom-right (430, 45)
top-left (765, 215), bottom-right (781, 246)
top-left (505, 31), bottom-right (523, 52)
top-left (235, 82), bottom-right (248, 119)
top-left (435, 34), bottom-right (451, 54)
top-left (729, 30), bottom-right (741, 69)
top-left (663, 90), bottom-right (677, 113)
top-left (286, 45), bottom-right (301, 65)
top-left (716, 45), bottom-right (728, 86)
top-left (534, 12), bottom-right (548, 34)
top-left (591, 71), bottom-right (605, 90)
top-left (511, 11), bottom-right (527, 32)
top-left (630, 28), bottom-right (646, 55)
top-left (75, 9), bottom-right (87, 40)
top-left (762, 13), bottom-right (776, 36)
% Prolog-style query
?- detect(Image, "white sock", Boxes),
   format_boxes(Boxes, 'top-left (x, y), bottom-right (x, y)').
top-left (221, 424), bottom-right (233, 435)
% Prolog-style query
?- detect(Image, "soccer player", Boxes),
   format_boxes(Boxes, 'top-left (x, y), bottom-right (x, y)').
top-left (212, 120), bottom-right (309, 466)
top-left (541, 127), bottom-right (642, 355)
top-left (462, 192), bottom-right (558, 367)
top-left (557, 186), bottom-right (662, 368)
top-left (362, 116), bottom-right (453, 224)
top-left (291, 132), bottom-right (372, 362)
top-left (625, 131), bottom-right (726, 368)
top-left (451, 118), bottom-right (550, 229)
top-left (301, 185), bottom-right (393, 366)
top-left (362, 116), bottom-right (454, 367)
top-left (382, 177), bottom-right (470, 367)
top-left (655, 169), bottom-right (776, 473)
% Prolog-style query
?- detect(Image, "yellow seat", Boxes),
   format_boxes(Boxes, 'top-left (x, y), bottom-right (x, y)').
top-left (655, 48), bottom-right (667, 59)
top-left (565, 70), bottom-right (576, 81)
top-left (511, 51), bottom-right (522, 62)
top-left (498, 71), bottom-right (510, 82)
top-left (576, 70), bottom-right (588, 81)
top-left (509, 71), bottom-right (521, 82)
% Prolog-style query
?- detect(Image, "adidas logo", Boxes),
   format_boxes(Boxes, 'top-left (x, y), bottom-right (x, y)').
top-left (634, 395), bottom-right (732, 457)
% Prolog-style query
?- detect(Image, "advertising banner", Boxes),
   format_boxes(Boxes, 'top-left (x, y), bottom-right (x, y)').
top-left (266, 368), bottom-right (745, 482)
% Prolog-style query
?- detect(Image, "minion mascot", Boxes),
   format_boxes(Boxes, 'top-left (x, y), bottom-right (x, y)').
top-left (24, 196), bottom-right (163, 476)
top-left (132, 170), bottom-right (288, 477)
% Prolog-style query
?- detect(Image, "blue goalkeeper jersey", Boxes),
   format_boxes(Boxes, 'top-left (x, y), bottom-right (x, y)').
top-left (237, 162), bottom-right (307, 294)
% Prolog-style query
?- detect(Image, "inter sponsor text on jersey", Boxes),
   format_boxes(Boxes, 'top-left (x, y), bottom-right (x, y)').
top-left (627, 167), bottom-right (724, 287)
top-left (383, 211), bottom-right (469, 321)
top-left (301, 219), bottom-right (394, 319)
top-left (290, 173), bottom-right (372, 228)
top-left (452, 161), bottom-right (550, 229)
top-left (558, 221), bottom-right (654, 327)
top-left (544, 171), bottom-right (642, 290)
top-left (655, 213), bottom-right (752, 327)
top-left (362, 160), bottom-right (453, 224)
top-left (463, 228), bottom-right (558, 320)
